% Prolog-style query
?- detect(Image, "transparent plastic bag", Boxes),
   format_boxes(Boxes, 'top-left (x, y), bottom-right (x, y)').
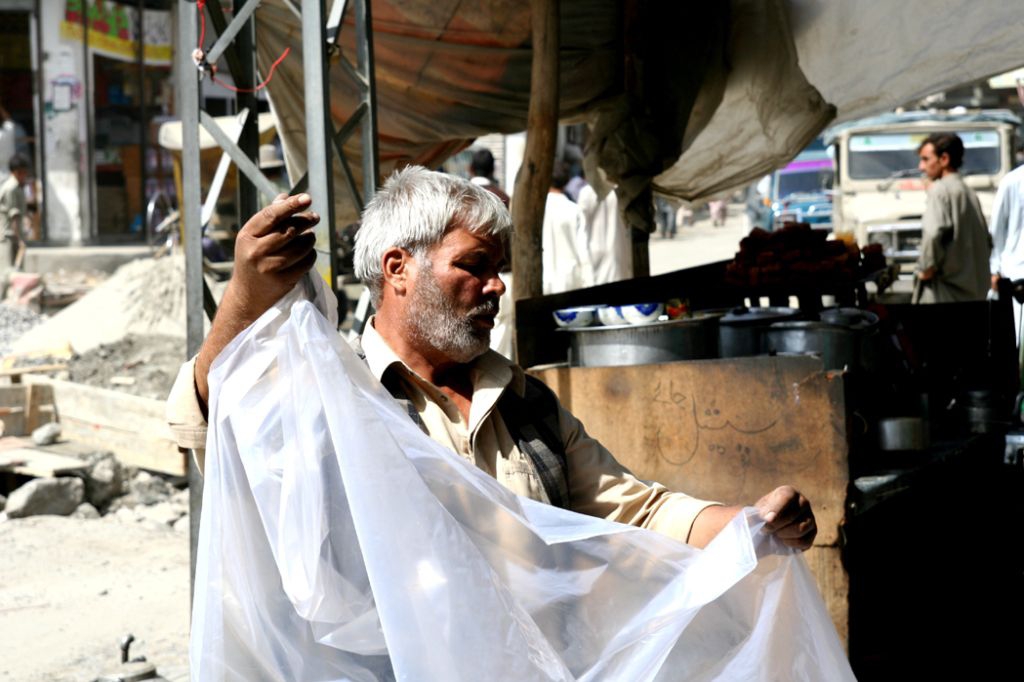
top-left (191, 278), bottom-right (855, 681)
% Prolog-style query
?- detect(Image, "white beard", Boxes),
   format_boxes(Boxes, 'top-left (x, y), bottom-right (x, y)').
top-left (408, 267), bottom-right (497, 363)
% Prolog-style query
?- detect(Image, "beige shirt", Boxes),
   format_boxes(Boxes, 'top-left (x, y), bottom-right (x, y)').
top-left (166, 320), bottom-right (718, 542)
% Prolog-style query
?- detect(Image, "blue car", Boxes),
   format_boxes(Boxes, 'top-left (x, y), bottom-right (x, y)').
top-left (746, 147), bottom-right (834, 232)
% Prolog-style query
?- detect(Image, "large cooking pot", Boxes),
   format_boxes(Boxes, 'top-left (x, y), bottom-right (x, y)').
top-left (562, 314), bottom-right (720, 367)
top-left (818, 307), bottom-right (882, 373)
top-left (877, 416), bottom-right (929, 451)
top-left (718, 306), bottom-right (801, 358)
top-left (763, 321), bottom-right (856, 370)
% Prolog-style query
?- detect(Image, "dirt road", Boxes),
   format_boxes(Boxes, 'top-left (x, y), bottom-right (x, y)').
top-left (0, 516), bottom-right (190, 681)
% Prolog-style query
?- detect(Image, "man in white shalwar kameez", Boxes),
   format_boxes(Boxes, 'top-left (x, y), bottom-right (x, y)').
top-left (542, 162), bottom-right (591, 294)
top-left (577, 175), bottom-right (632, 286)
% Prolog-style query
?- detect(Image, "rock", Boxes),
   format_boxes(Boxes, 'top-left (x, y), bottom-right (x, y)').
top-left (31, 422), bottom-right (62, 446)
top-left (84, 453), bottom-right (126, 508)
top-left (172, 515), bottom-right (190, 533)
top-left (128, 471), bottom-right (174, 505)
top-left (115, 507), bottom-right (138, 524)
top-left (5, 477), bottom-right (84, 518)
top-left (72, 502), bottom-right (100, 519)
top-left (136, 501), bottom-right (183, 527)
top-left (0, 493), bottom-right (6, 510)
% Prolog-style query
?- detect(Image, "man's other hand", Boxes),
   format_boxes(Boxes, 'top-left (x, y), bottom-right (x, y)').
top-left (755, 485), bottom-right (816, 550)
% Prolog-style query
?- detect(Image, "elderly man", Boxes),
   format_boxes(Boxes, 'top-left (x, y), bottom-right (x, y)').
top-left (912, 132), bottom-right (991, 304)
top-left (168, 166), bottom-right (816, 550)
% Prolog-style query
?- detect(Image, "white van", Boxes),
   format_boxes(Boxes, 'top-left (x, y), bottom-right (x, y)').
top-left (824, 110), bottom-right (1019, 276)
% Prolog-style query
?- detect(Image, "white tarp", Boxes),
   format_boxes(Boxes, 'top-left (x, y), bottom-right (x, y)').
top-left (191, 278), bottom-right (856, 681)
top-left (789, 0), bottom-right (1024, 125)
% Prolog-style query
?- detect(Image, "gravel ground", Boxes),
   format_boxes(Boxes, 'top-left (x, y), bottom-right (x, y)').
top-left (0, 304), bottom-right (47, 357)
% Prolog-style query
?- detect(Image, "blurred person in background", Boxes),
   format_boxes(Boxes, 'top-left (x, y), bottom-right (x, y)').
top-left (912, 132), bottom-right (991, 304)
top-left (0, 153), bottom-right (31, 298)
top-left (543, 161), bottom-right (591, 293)
top-left (469, 148), bottom-right (510, 208)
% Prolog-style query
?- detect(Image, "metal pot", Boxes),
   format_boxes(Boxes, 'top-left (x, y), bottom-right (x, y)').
top-left (562, 314), bottom-right (720, 367)
top-left (718, 306), bottom-right (801, 358)
top-left (878, 417), bottom-right (929, 451)
top-left (960, 389), bottom-right (1013, 434)
top-left (819, 307), bottom-right (882, 373)
top-left (763, 321), bottom-right (857, 370)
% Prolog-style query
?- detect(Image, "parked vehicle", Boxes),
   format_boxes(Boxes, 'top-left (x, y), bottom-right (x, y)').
top-left (746, 140), bottom-right (834, 232)
top-left (823, 109), bottom-right (1020, 276)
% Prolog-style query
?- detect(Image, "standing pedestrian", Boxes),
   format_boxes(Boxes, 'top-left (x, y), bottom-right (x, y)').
top-left (542, 161), bottom-right (591, 293)
top-left (577, 181), bottom-right (632, 285)
top-left (912, 132), bottom-right (991, 304)
top-left (989, 162), bottom-right (1024, 343)
top-left (0, 153), bottom-right (30, 298)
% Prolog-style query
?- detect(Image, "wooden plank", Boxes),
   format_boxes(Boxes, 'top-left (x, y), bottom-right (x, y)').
top-left (24, 383), bottom-right (55, 433)
top-left (0, 386), bottom-right (27, 437)
top-left (0, 448), bottom-right (89, 478)
top-left (0, 364), bottom-right (68, 378)
top-left (55, 415), bottom-right (186, 476)
top-left (26, 377), bottom-right (177, 441)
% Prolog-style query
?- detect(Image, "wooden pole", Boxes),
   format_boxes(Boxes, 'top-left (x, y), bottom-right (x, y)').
top-left (512, 0), bottom-right (559, 304)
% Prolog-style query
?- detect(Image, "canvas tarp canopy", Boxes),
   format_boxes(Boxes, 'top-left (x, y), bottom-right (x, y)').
top-left (245, 0), bottom-right (1024, 231)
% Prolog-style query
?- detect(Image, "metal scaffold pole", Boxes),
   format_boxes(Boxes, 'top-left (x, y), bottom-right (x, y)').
top-left (303, 0), bottom-right (336, 283)
top-left (176, 0), bottom-right (204, 602)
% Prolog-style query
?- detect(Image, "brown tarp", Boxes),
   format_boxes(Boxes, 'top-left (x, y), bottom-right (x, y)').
top-left (252, 0), bottom-right (1024, 230)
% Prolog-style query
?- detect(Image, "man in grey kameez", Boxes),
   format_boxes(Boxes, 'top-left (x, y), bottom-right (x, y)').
top-left (912, 132), bottom-right (991, 304)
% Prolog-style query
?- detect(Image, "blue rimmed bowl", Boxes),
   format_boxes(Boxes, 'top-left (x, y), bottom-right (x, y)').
top-left (552, 306), bottom-right (598, 328)
top-left (620, 302), bottom-right (665, 325)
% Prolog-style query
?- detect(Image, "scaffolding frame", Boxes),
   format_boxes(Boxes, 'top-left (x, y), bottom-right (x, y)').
top-left (176, 0), bottom-right (379, 592)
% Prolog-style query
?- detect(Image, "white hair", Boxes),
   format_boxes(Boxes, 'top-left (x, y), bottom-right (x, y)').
top-left (354, 165), bottom-right (514, 306)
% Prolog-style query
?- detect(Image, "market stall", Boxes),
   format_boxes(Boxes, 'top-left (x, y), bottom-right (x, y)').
top-left (517, 231), bottom-right (1023, 676)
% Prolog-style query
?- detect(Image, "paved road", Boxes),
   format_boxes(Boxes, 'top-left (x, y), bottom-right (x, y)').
top-left (648, 203), bottom-right (747, 276)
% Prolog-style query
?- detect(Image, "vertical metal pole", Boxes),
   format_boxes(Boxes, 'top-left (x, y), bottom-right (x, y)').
top-left (30, 0), bottom-right (47, 241)
top-left (302, 0), bottom-right (336, 286)
top-left (137, 0), bottom-right (148, 242)
top-left (178, 0), bottom-right (205, 600)
top-left (82, 3), bottom-right (95, 244)
top-left (236, 0), bottom-right (260, 221)
top-left (354, 0), bottom-right (378, 202)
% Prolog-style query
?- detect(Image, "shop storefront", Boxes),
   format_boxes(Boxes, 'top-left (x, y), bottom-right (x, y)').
top-left (0, 0), bottom-right (176, 245)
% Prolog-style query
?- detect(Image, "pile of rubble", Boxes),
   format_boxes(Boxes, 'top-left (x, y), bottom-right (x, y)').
top-left (0, 426), bottom-right (189, 532)
top-left (9, 254), bottom-right (191, 356)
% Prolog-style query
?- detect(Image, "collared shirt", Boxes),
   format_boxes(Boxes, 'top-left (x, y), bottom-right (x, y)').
top-left (167, 318), bottom-right (718, 542)
top-left (990, 164), bottom-right (1024, 281)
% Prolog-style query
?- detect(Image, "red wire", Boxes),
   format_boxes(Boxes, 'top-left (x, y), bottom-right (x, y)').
top-left (196, 0), bottom-right (288, 94)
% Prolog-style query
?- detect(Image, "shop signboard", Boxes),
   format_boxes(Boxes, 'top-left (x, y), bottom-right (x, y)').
top-left (59, 0), bottom-right (171, 66)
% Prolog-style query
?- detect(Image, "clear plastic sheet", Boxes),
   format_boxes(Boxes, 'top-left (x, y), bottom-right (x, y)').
top-left (191, 278), bottom-right (856, 681)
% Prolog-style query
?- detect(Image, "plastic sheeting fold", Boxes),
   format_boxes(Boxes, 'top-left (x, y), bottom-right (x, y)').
top-left (191, 277), bottom-right (856, 681)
